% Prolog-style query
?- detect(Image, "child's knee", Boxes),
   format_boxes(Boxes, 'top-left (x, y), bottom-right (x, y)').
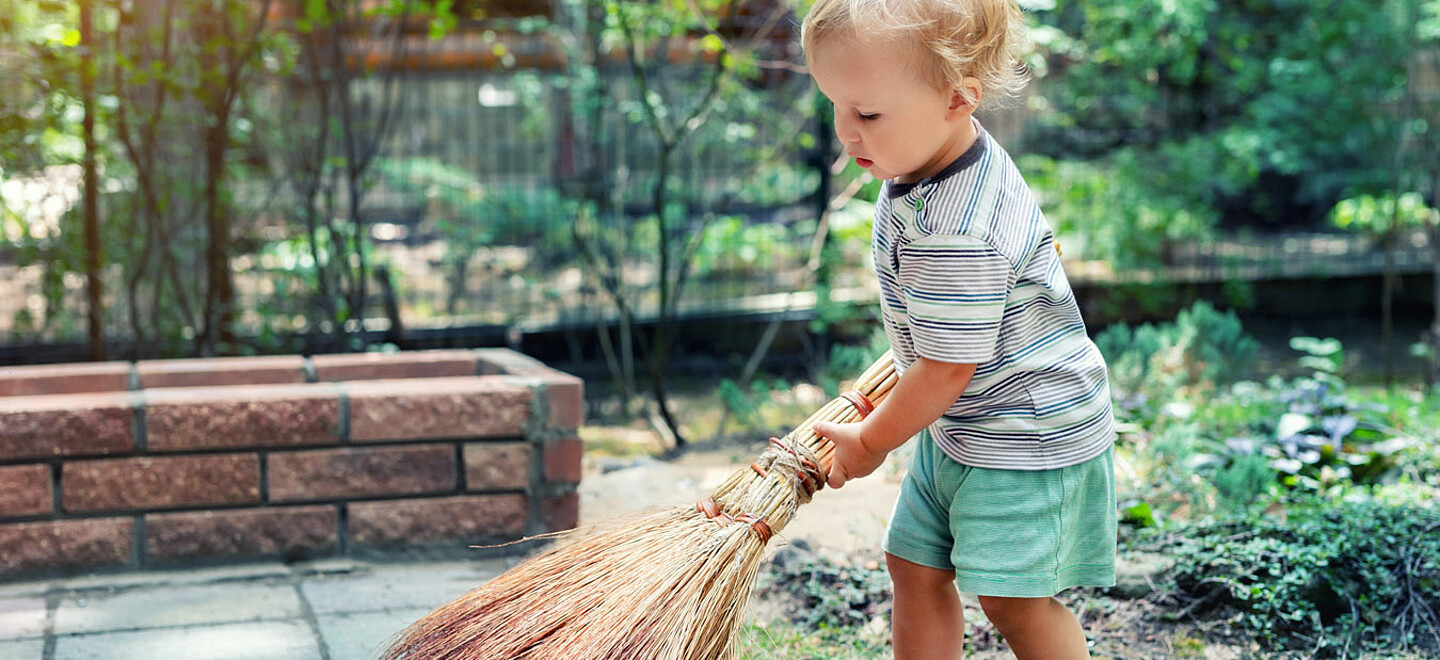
top-left (885, 552), bottom-right (956, 593)
top-left (976, 595), bottom-right (1052, 624)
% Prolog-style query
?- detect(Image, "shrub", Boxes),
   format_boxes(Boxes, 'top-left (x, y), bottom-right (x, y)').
top-left (1149, 498), bottom-right (1440, 657)
top-left (820, 327), bottom-right (891, 398)
top-left (1096, 300), bottom-right (1258, 420)
top-left (1125, 336), bottom-right (1420, 526)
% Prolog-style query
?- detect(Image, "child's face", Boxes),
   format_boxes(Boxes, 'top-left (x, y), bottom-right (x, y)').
top-left (810, 35), bottom-right (978, 184)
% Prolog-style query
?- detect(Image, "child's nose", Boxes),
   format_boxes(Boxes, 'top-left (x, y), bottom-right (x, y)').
top-left (834, 116), bottom-right (860, 145)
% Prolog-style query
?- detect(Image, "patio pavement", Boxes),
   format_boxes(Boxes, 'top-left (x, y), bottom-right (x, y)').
top-left (0, 556), bottom-right (517, 660)
top-left (0, 444), bottom-right (907, 660)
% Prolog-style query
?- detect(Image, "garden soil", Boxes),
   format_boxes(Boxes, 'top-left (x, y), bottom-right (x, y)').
top-left (579, 439), bottom-right (905, 555)
top-left (577, 433), bottom-right (1257, 659)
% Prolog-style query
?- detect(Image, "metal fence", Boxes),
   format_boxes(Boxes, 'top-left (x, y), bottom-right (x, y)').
top-left (0, 33), bottom-right (1435, 362)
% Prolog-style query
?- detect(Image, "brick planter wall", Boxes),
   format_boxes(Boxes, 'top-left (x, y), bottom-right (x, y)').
top-left (0, 349), bottom-right (583, 580)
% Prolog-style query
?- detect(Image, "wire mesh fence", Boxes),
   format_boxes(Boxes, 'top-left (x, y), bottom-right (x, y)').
top-left (0, 18), bottom-right (1436, 362)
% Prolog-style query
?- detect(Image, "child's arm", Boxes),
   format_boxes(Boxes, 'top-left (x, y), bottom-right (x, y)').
top-left (815, 356), bottom-right (975, 489)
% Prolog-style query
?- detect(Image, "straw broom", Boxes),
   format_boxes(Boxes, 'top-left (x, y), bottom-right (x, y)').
top-left (380, 351), bottom-right (898, 660)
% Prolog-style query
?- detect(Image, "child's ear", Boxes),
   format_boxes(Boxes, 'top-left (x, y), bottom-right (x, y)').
top-left (948, 77), bottom-right (984, 117)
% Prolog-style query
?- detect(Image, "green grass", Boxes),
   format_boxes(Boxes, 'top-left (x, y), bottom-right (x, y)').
top-left (735, 622), bottom-right (889, 659)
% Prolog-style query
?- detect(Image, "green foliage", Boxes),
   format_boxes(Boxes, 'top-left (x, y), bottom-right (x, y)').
top-left (731, 163), bottom-right (821, 208)
top-left (1237, 338), bottom-right (1415, 490)
top-left (1150, 498), bottom-right (1440, 656)
top-left (717, 377), bottom-right (772, 431)
top-left (372, 158), bottom-right (577, 260)
top-left (692, 216), bottom-right (803, 281)
top-left (819, 327), bottom-right (890, 398)
top-left (1096, 300), bottom-right (1258, 418)
top-left (1331, 192), bottom-right (1438, 235)
top-left (1209, 451), bottom-right (1274, 507)
top-left (1030, 0), bottom-right (1430, 228)
top-left (736, 621), bottom-right (889, 659)
top-left (1019, 143), bottom-right (1222, 268)
top-left (763, 551), bottom-right (892, 629)
top-left (1122, 332), bottom-right (1423, 530)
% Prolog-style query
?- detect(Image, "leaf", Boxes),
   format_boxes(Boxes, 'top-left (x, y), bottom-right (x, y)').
top-left (1123, 500), bottom-right (1156, 527)
top-left (1289, 336), bottom-right (1342, 357)
top-left (1270, 457), bottom-right (1303, 474)
top-left (1225, 436), bottom-right (1257, 454)
top-left (1321, 415), bottom-right (1357, 444)
top-left (1276, 412), bottom-right (1312, 440)
top-left (1298, 356), bottom-right (1338, 373)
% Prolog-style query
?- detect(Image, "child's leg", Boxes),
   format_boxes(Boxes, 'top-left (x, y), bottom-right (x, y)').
top-left (976, 595), bottom-right (1090, 660)
top-left (886, 552), bottom-right (964, 660)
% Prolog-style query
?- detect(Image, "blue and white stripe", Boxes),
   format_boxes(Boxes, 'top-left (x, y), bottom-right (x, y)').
top-left (874, 122), bottom-right (1115, 471)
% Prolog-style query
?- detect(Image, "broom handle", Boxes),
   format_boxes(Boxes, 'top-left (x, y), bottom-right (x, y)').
top-left (791, 350), bottom-right (898, 475)
top-left (698, 351), bottom-right (900, 538)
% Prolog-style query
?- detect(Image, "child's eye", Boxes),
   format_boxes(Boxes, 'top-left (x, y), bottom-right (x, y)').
top-left (858, 112), bottom-right (879, 121)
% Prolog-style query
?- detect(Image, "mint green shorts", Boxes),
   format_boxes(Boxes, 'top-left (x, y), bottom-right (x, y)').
top-left (883, 432), bottom-right (1117, 598)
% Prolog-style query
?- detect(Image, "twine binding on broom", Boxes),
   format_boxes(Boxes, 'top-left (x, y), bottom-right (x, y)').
top-left (719, 387), bottom-right (875, 534)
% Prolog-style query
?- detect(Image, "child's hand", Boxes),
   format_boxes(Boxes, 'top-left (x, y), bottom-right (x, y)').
top-left (813, 421), bottom-right (887, 489)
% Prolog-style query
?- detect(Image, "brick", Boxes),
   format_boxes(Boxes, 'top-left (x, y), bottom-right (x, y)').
top-left (463, 442), bottom-right (531, 491)
top-left (348, 494), bottom-right (526, 548)
top-left (546, 376), bottom-right (585, 429)
top-left (542, 436), bottom-right (583, 484)
top-left (145, 506), bottom-right (338, 563)
top-left (63, 454), bottom-right (260, 513)
top-left (0, 362), bottom-right (131, 397)
top-left (145, 384), bottom-right (340, 451)
top-left (136, 355), bottom-right (306, 389)
top-left (268, 445), bottom-right (456, 502)
top-left (312, 350), bottom-right (477, 382)
top-left (472, 349), bottom-right (549, 375)
top-left (0, 393), bottom-right (135, 460)
top-left (0, 518), bottom-right (132, 578)
top-left (541, 492), bottom-right (580, 532)
top-left (347, 377), bottom-right (532, 442)
top-left (0, 465), bottom-right (52, 518)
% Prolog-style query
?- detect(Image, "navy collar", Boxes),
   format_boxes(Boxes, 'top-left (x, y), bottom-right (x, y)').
top-left (887, 122), bottom-right (989, 199)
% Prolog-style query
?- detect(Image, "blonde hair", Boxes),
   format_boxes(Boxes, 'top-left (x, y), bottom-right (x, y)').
top-left (801, 0), bottom-right (1029, 110)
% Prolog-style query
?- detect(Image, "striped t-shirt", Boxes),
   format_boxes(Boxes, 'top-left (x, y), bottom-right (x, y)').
top-left (873, 122), bottom-right (1115, 470)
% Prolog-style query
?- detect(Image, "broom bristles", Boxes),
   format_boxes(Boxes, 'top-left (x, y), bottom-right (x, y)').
top-left (381, 352), bottom-right (898, 660)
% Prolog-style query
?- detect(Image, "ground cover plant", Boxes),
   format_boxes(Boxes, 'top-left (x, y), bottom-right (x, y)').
top-left (709, 301), bottom-right (1440, 658)
top-left (1141, 498), bottom-right (1440, 658)
top-left (577, 296), bottom-right (1440, 659)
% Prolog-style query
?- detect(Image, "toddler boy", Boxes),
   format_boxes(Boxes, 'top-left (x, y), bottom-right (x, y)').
top-left (803, 1), bottom-right (1118, 658)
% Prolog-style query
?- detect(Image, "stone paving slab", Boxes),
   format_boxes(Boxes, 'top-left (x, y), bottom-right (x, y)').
top-left (0, 562), bottom-right (293, 600)
top-left (53, 582), bottom-right (301, 635)
top-left (51, 621), bottom-right (319, 660)
top-left (316, 609), bottom-right (431, 660)
top-left (0, 558), bottom-right (514, 660)
top-left (0, 638), bottom-right (44, 660)
top-left (301, 560), bottom-right (506, 615)
top-left (0, 598), bottom-right (45, 641)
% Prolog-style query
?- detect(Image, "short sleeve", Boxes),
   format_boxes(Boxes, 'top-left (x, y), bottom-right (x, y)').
top-left (897, 233), bottom-right (1014, 364)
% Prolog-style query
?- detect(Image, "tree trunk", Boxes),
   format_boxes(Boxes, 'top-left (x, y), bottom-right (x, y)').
top-left (79, 0), bottom-right (105, 361)
top-left (1382, 226), bottom-right (1397, 387)
top-left (648, 142), bottom-right (686, 447)
top-left (1431, 219), bottom-right (1440, 386)
top-left (201, 108), bottom-right (234, 355)
top-left (375, 264), bottom-right (404, 346)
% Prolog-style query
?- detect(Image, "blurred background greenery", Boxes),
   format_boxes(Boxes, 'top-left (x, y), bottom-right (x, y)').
top-left (3, 1), bottom-right (1440, 656)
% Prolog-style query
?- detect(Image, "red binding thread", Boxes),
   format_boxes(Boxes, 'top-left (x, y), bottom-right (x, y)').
top-left (733, 513), bottom-right (773, 543)
top-left (696, 497), bottom-right (772, 542)
top-left (840, 389), bottom-right (875, 418)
